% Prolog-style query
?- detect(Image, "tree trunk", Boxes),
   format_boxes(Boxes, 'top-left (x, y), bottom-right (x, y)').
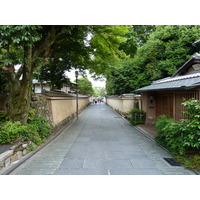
top-left (9, 74), bottom-right (33, 124)
top-left (3, 26), bottom-right (58, 124)
top-left (7, 47), bottom-right (33, 124)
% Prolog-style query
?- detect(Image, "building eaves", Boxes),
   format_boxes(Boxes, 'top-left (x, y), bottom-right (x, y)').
top-left (135, 76), bottom-right (200, 92)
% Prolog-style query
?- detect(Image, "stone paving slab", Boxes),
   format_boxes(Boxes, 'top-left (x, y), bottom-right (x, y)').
top-left (83, 159), bottom-right (133, 169)
top-left (109, 168), bottom-right (163, 175)
top-left (130, 158), bottom-right (157, 168)
top-left (54, 168), bottom-right (108, 175)
top-left (9, 103), bottom-right (196, 175)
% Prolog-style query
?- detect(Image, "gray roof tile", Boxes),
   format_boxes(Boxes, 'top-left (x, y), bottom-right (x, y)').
top-left (135, 74), bottom-right (200, 92)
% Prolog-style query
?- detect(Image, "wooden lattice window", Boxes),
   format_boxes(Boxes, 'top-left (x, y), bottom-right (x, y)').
top-left (175, 91), bottom-right (200, 121)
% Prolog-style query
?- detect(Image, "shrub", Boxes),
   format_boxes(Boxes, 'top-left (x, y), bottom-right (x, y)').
top-left (155, 99), bottom-right (200, 156)
top-left (27, 144), bottom-right (37, 151)
top-left (30, 116), bottom-right (51, 139)
top-left (27, 108), bottom-right (37, 123)
top-left (0, 111), bottom-right (9, 123)
top-left (155, 115), bottom-right (175, 147)
top-left (20, 124), bottom-right (38, 141)
top-left (155, 115), bottom-right (174, 134)
top-left (129, 108), bottom-right (145, 125)
top-left (184, 155), bottom-right (200, 170)
top-left (155, 116), bottom-right (186, 155)
top-left (180, 99), bottom-right (200, 151)
top-left (33, 135), bottom-right (43, 146)
top-left (0, 108), bottom-right (51, 145)
top-left (0, 121), bottom-right (22, 144)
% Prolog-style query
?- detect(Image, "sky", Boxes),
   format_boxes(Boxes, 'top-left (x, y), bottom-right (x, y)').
top-left (65, 69), bottom-right (106, 88)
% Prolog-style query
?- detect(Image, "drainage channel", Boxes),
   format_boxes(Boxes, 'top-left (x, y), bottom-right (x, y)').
top-left (163, 158), bottom-right (182, 166)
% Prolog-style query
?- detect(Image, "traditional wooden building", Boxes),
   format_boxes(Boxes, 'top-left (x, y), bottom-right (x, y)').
top-left (135, 53), bottom-right (200, 123)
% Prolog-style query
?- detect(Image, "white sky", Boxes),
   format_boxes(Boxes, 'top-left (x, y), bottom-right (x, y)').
top-left (65, 69), bottom-right (106, 88)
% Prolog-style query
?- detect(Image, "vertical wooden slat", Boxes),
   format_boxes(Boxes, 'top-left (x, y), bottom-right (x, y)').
top-left (173, 93), bottom-right (176, 120)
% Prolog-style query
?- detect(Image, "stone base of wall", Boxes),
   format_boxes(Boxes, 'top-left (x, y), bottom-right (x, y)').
top-left (0, 142), bottom-right (31, 171)
top-left (0, 101), bottom-right (91, 172)
top-left (107, 104), bottom-right (130, 120)
top-left (0, 94), bottom-right (91, 173)
top-left (31, 94), bottom-right (53, 127)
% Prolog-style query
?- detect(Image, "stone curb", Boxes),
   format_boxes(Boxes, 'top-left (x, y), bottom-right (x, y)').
top-left (0, 103), bottom-right (91, 175)
top-left (0, 103), bottom-right (92, 175)
top-left (0, 117), bottom-right (77, 175)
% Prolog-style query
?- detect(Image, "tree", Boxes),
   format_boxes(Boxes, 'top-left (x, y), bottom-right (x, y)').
top-left (107, 25), bottom-right (200, 95)
top-left (136, 25), bottom-right (200, 81)
top-left (87, 25), bottom-right (129, 77)
top-left (119, 25), bottom-right (155, 58)
top-left (36, 26), bottom-right (92, 90)
top-left (77, 77), bottom-right (93, 95)
top-left (35, 62), bottom-right (71, 91)
top-left (106, 25), bottom-right (156, 95)
top-left (0, 25), bottom-right (129, 123)
top-left (93, 87), bottom-right (106, 97)
top-left (0, 68), bottom-right (8, 95)
top-left (0, 25), bottom-right (71, 123)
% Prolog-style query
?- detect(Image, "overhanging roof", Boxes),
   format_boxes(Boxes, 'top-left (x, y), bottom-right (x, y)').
top-left (135, 53), bottom-right (200, 93)
top-left (135, 73), bottom-right (200, 92)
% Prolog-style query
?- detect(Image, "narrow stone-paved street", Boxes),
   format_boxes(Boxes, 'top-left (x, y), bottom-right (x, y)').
top-left (10, 103), bottom-right (195, 175)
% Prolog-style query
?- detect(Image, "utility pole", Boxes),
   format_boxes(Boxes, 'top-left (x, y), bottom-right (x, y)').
top-left (75, 71), bottom-right (79, 119)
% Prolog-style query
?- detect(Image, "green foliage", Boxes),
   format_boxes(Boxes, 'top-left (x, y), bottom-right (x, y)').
top-left (183, 155), bottom-right (200, 170)
top-left (0, 68), bottom-right (8, 94)
top-left (0, 108), bottom-right (51, 144)
top-left (0, 111), bottom-right (9, 122)
top-left (31, 116), bottom-right (51, 139)
top-left (119, 25), bottom-right (155, 58)
top-left (155, 99), bottom-right (200, 156)
top-left (20, 124), bottom-right (38, 141)
top-left (27, 109), bottom-right (51, 139)
top-left (27, 108), bottom-right (37, 122)
top-left (37, 62), bottom-right (71, 90)
top-left (0, 25), bottom-right (42, 66)
top-left (93, 87), bottom-right (106, 97)
top-left (33, 135), bottom-right (44, 146)
top-left (107, 25), bottom-right (200, 95)
top-left (0, 25), bottom-right (129, 123)
top-left (181, 99), bottom-right (200, 119)
top-left (176, 154), bottom-right (200, 170)
top-left (137, 25), bottom-right (200, 79)
top-left (179, 99), bottom-right (200, 150)
top-left (0, 121), bottom-right (22, 144)
top-left (129, 108), bottom-right (145, 125)
top-left (27, 144), bottom-right (37, 151)
top-left (87, 25), bottom-right (129, 78)
top-left (154, 115), bottom-right (174, 134)
top-left (77, 77), bottom-right (94, 95)
top-left (155, 116), bottom-right (186, 155)
top-left (106, 58), bottom-right (150, 95)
